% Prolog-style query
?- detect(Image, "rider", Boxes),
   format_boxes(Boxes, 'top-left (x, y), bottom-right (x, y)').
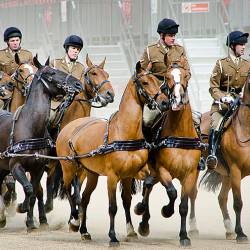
top-left (50, 34), bottom-right (85, 80)
top-left (0, 27), bottom-right (33, 75)
top-left (206, 30), bottom-right (250, 169)
top-left (140, 18), bottom-right (191, 128)
top-left (0, 27), bottom-right (33, 109)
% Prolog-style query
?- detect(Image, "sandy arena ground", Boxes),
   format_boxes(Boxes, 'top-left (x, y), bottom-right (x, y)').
top-left (0, 174), bottom-right (250, 250)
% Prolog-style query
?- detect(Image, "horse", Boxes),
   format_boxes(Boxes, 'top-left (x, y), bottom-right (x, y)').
top-left (0, 56), bottom-right (82, 230)
top-left (0, 71), bottom-right (14, 110)
top-left (134, 54), bottom-right (202, 247)
top-left (199, 75), bottom-right (250, 243)
top-left (44, 54), bottom-right (115, 213)
top-left (1, 54), bottom-right (37, 212)
top-left (55, 61), bottom-right (169, 246)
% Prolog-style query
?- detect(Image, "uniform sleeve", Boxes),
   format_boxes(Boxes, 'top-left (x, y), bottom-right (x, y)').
top-left (209, 60), bottom-right (224, 101)
top-left (182, 49), bottom-right (191, 81)
top-left (140, 47), bottom-right (150, 70)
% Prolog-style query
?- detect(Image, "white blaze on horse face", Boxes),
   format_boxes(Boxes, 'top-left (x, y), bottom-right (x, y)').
top-left (24, 64), bottom-right (35, 78)
top-left (171, 68), bottom-right (182, 110)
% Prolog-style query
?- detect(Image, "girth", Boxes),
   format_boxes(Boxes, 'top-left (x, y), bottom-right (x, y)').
top-left (7, 138), bottom-right (54, 154)
top-left (154, 136), bottom-right (206, 150)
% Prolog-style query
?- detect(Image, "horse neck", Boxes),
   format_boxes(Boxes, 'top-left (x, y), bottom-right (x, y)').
top-left (110, 80), bottom-right (143, 139)
top-left (19, 78), bottom-right (51, 137)
top-left (10, 87), bottom-right (25, 113)
top-left (61, 91), bottom-right (91, 129)
top-left (162, 103), bottom-right (197, 137)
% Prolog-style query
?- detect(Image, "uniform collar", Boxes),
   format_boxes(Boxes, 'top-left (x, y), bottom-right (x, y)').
top-left (229, 48), bottom-right (241, 65)
top-left (8, 47), bottom-right (21, 56)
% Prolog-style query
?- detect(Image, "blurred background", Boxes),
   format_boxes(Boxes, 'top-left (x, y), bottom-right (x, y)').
top-left (0, 0), bottom-right (249, 113)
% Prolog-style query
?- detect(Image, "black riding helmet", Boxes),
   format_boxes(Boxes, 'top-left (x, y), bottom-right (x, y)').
top-left (4, 27), bottom-right (22, 42)
top-left (63, 35), bottom-right (83, 51)
top-left (157, 18), bottom-right (179, 34)
top-left (226, 31), bottom-right (249, 47)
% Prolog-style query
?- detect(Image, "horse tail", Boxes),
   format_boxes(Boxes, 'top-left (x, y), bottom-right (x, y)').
top-left (199, 170), bottom-right (222, 192)
top-left (119, 178), bottom-right (142, 195)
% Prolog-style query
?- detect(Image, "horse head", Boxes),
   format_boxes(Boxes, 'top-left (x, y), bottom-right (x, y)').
top-left (84, 54), bottom-right (115, 107)
top-left (12, 53), bottom-right (37, 96)
top-left (33, 55), bottom-right (82, 98)
top-left (133, 61), bottom-right (169, 112)
top-left (241, 73), bottom-right (250, 106)
top-left (164, 54), bottom-right (189, 111)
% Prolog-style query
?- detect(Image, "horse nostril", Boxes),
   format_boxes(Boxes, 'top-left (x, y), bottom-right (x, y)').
top-left (161, 100), bottom-right (169, 110)
top-left (107, 90), bottom-right (114, 102)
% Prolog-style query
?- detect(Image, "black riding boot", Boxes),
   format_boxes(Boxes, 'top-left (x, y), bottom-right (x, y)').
top-left (206, 129), bottom-right (218, 170)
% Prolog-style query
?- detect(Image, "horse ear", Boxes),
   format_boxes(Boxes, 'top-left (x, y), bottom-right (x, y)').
top-left (45, 56), bottom-right (50, 66)
top-left (15, 53), bottom-right (20, 65)
top-left (86, 54), bottom-right (94, 68)
top-left (33, 55), bottom-right (42, 69)
top-left (98, 57), bottom-right (106, 69)
top-left (136, 61), bottom-right (142, 74)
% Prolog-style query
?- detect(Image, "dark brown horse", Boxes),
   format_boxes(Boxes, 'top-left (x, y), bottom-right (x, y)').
top-left (55, 62), bottom-right (169, 246)
top-left (0, 56), bottom-right (82, 230)
top-left (134, 55), bottom-right (201, 247)
top-left (200, 76), bottom-right (250, 243)
top-left (45, 54), bottom-right (114, 213)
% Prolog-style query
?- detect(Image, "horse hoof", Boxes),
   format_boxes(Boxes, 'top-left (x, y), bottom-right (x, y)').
top-left (161, 205), bottom-right (174, 218)
top-left (39, 223), bottom-right (49, 231)
top-left (69, 222), bottom-right (79, 232)
top-left (0, 218), bottom-right (6, 228)
top-left (180, 238), bottom-right (191, 248)
top-left (237, 235), bottom-right (248, 244)
top-left (27, 225), bottom-right (38, 233)
top-left (127, 231), bottom-right (138, 238)
top-left (81, 232), bottom-right (92, 241)
top-left (109, 240), bottom-right (120, 247)
top-left (134, 202), bottom-right (145, 215)
top-left (16, 203), bottom-right (28, 213)
top-left (226, 232), bottom-right (236, 240)
top-left (138, 222), bottom-right (150, 237)
top-left (189, 229), bottom-right (199, 239)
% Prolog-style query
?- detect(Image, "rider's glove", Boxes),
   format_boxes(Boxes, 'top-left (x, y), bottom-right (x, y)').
top-left (0, 86), bottom-right (5, 97)
top-left (221, 95), bottom-right (234, 104)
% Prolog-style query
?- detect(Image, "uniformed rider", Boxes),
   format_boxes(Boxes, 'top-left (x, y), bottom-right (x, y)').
top-left (140, 18), bottom-right (191, 128)
top-left (206, 30), bottom-right (250, 169)
top-left (50, 35), bottom-right (85, 80)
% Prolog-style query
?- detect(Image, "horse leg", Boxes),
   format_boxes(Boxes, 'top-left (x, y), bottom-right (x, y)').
top-left (218, 176), bottom-right (235, 240)
top-left (12, 163), bottom-right (33, 213)
top-left (135, 176), bottom-right (157, 237)
top-left (107, 174), bottom-right (119, 246)
top-left (37, 182), bottom-right (49, 229)
top-left (26, 170), bottom-right (46, 231)
top-left (120, 178), bottom-right (137, 239)
top-left (72, 175), bottom-right (81, 207)
top-left (0, 171), bottom-right (8, 228)
top-left (230, 167), bottom-right (248, 243)
top-left (158, 167), bottom-right (177, 218)
top-left (179, 171), bottom-right (198, 247)
top-left (3, 174), bottom-right (17, 208)
top-left (188, 177), bottom-right (199, 238)
top-left (79, 172), bottom-right (98, 241)
top-left (45, 161), bottom-right (57, 213)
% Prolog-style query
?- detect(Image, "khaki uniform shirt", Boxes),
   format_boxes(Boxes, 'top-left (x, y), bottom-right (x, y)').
top-left (209, 55), bottom-right (250, 113)
top-left (0, 47), bottom-right (33, 75)
top-left (140, 40), bottom-right (191, 80)
top-left (50, 56), bottom-right (85, 82)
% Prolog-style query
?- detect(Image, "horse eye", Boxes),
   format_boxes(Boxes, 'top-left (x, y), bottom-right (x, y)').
top-left (91, 72), bottom-right (97, 76)
top-left (142, 81), bottom-right (148, 86)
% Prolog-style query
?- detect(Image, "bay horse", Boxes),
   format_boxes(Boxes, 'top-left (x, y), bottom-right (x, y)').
top-left (44, 54), bottom-right (114, 213)
top-left (55, 61), bottom-right (169, 246)
top-left (200, 75), bottom-right (250, 243)
top-left (0, 71), bottom-right (14, 110)
top-left (0, 56), bottom-right (82, 230)
top-left (134, 54), bottom-right (202, 247)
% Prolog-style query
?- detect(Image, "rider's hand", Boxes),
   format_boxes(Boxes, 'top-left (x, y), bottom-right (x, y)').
top-left (221, 95), bottom-right (234, 104)
top-left (0, 86), bottom-right (5, 97)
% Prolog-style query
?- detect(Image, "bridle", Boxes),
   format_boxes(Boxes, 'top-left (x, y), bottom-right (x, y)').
top-left (11, 63), bottom-right (35, 96)
top-left (133, 71), bottom-right (167, 112)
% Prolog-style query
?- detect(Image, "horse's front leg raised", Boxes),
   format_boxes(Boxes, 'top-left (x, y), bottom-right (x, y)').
top-left (231, 167), bottom-right (248, 243)
top-left (12, 163), bottom-right (33, 213)
top-left (107, 174), bottom-right (119, 247)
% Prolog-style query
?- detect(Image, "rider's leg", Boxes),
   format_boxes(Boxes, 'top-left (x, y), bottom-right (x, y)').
top-left (206, 112), bottom-right (223, 169)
